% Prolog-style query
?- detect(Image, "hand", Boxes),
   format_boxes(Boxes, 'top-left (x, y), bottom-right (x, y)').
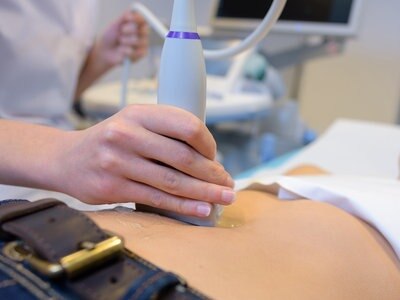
top-left (74, 11), bottom-right (149, 100)
top-left (58, 105), bottom-right (235, 217)
top-left (94, 11), bottom-right (149, 70)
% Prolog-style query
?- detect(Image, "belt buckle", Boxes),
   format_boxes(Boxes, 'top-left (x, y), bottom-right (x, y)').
top-left (3, 234), bottom-right (124, 279)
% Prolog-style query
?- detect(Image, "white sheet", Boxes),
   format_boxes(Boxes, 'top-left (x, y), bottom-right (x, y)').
top-left (251, 118), bottom-right (400, 179)
top-left (0, 185), bottom-right (135, 211)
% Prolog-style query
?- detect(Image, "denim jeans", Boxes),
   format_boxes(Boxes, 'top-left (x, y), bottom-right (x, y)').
top-left (0, 244), bottom-right (184, 300)
top-left (0, 200), bottom-right (202, 300)
top-left (0, 241), bottom-right (74, 299)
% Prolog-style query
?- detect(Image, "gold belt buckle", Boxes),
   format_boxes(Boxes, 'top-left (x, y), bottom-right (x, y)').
top-left (3, 234), bottom-right (124, 279)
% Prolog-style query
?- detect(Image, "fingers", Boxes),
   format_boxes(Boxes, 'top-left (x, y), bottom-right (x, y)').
top-left (100, 106), bottom-right (233, 188)
top-left (115, 179), bottom-right (218, 218)
top-left (121, 10), bottom-right (147, 27)
top-left (124, 105), bottom-right (217, 160)
top-left (77, 172), bottom-right (217, 218)
top-left (117, 154), bottom-right (235, 205)
top-left (98, 10), bottom-right (148, 67)
top-left (119, 12), bottom-right (149, 62)
top-left (126, 129), bottom-right (233, 188)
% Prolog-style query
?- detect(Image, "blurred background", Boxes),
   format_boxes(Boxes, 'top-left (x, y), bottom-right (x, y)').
top-left (85, 0), bottom-right (400, 176)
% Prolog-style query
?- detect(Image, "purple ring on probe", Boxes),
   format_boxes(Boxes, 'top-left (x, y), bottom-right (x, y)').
top-left (166, 31), bottom-right (201, 40)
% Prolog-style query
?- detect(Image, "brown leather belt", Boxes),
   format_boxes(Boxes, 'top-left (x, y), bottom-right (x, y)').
top-left (0, 199), bottom-right (210, 300)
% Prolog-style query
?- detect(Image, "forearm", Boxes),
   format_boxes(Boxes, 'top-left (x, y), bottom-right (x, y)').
top-left (74, 43), bottom-right (111, 101)
top-left (0, 119), bottom-right (73, 192)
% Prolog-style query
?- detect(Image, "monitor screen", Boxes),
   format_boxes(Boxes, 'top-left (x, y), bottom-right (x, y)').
top-left (214, 0), bottom-right (362, 36)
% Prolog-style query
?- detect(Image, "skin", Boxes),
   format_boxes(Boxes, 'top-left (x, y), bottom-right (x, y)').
top-left (89, 166), bottom-right (400, 300)
top-left (0, 105), bottom-right (235, 217)
top-left (75, 11), bottom-right (149, 100)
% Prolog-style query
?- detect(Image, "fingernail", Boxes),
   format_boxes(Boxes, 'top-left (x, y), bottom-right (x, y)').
top-left (222, 189), bottom-right (236, 204)
top-left (196, 204), bottom-right (211, 217)
top-left (227, 176), bottom-right (235, 188)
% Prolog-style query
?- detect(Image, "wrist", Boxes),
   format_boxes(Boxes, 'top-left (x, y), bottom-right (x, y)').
top-left (87, 39), bottom-right (114, 76)
top-left (33, 130), bottom-right (80, 194)
top-left (0, 121), bottom-right (77, 194)
top-left (75, 41), bottom-right (112, 100)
